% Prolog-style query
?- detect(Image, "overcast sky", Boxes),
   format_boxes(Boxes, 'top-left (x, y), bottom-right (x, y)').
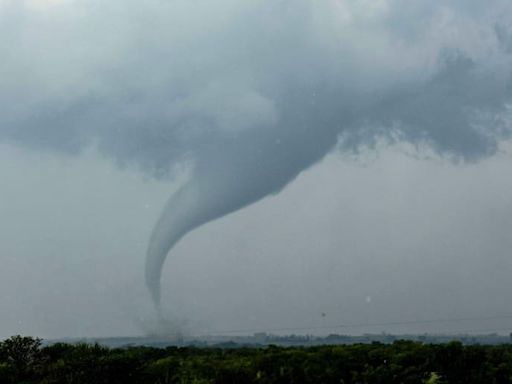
top-left (1, 0), bottom-right (512, 339)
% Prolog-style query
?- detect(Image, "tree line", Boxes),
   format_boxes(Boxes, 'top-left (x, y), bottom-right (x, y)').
top-left (1, 335), bottom-right (512, 383)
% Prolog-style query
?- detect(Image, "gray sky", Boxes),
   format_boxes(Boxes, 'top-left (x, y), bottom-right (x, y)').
top-left (1, 142), bottom-right (512, 338)
top-left (1, 0), bottom-right (512, 338)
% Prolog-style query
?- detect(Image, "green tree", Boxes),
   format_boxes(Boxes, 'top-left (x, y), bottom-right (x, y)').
top-left (0, 335), bottom-right (43, 383)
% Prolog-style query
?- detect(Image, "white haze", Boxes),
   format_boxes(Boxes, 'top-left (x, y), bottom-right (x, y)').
top-left (0, 0), bottom-right (512, 337)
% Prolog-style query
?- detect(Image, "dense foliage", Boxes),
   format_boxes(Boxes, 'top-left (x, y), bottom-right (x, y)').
top-left (1, 336), bottom-right (512, 383)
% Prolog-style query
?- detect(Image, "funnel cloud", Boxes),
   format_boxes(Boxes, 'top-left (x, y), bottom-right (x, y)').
top-left (0, 0), bottom-right (511, 309)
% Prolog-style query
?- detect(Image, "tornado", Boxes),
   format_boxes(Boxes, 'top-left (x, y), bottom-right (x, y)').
top-left (144, 172), bottom-right (259, 307)
top-left (145, 97), bottom-right (344, 307)
top-left (0, 0), bottom-right (511, 312)
top-left (145, 174), bottom-right (266, 307)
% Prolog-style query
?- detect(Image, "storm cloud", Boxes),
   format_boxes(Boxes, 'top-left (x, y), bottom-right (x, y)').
top-left (1, 0), bottom-right (512, 310)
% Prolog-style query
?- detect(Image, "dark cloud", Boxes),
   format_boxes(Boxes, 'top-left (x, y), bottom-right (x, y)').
top-left (1, 0), bottom-right (511, 308)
